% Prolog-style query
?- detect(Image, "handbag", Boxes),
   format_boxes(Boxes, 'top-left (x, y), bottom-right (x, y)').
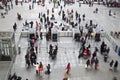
top-left (85, 64), bottom-right (87, 68)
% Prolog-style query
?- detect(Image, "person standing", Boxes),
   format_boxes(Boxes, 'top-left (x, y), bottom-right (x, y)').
top-left (78, 16), bottom-right (81, 24)
top-left (29, 5), bottom-right (31, 10)
top-left (95, 8), bottom-right (98, 13)
top-left (32, 1), bottom-right (34, 9)
top-left (38, 12), bottom-right (41, 18)
top-left (75, 11), bottom-right (78, 20)
top-left (55, 45), bottom-right (58, 52)
top-left (49, 44), bottom-right (53, 56)
top-left (104, 51), bottom-right (108, 62)
top-left (79, 1), bottom-right (81, 7)
top-left (47, 9), bottom-right (49, 15)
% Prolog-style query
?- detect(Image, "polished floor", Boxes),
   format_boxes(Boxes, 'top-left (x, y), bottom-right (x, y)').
top-left (0, 0), bottom-right (120, 80)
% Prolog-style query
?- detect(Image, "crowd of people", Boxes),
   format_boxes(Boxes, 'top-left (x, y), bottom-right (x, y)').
top-left (49, 44), bottom-right (58, 60)
top-left (0, 0), bottom-right (119, 80)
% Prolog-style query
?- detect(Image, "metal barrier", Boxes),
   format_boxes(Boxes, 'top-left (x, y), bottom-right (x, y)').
top-left (105, 32), bottom-right (119, 55)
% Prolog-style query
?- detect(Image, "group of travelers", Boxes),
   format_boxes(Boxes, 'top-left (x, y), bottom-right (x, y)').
top-left (109, 60), bottom-right (119, 71)
top-left (86, 57), bottom-right (99, 70)
top-left (100, 41), bottom-right (110, 62)
top-left (25, 46), bottom-right (37, 68)
top-left (49, 44), bottom-right (58, 60)
top-left (33, 62), bottom-right (51, 75)
top-left (78, 44), bottom-right (91, 59)
top-left (78, 43), bottom-right (100, 70)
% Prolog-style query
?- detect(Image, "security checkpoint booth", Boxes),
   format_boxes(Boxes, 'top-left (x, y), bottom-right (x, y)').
top-left (0, 31), bottom-right (16, 61)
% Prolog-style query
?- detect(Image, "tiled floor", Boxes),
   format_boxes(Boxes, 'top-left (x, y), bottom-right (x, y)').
top-left (0, 0), bottom-right (120, 80)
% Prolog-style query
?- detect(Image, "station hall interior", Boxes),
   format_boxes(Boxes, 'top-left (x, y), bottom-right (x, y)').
top-left (0, 0), bottom-right (120, 80)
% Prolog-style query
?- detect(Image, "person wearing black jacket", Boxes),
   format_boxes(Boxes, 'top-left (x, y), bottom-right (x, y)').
top-left (109, 60), bottom-right (114, 70)
top-left (114, 60), bottom-right (118, 71)
top-left (46, 64), bottom-right (51, 75)
top-left (95, 58), bottom-right (99, 70)
top-left (13, 23), bottom-right (17, 31)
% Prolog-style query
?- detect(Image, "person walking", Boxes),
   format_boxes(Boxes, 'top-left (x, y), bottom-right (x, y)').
top-left (104, 51), bottom-right (108, 62)
top-left (13, 23), bottom-right (17, 31)
top-left (36, 21), bottom-right (39, 28)
top-left (109, 60), bottom-right (114, 71)
top-left (45, 64), bottom-right (51, 75)
top-left (33, 63), bottom-right (39, 74)
top-left (29, 21), bottom-right (33, 28)
top-left (95, 58), bottom-right (99, 70)
top-left (109, 10), bottom-right (112, 16)
top-left (40, 32), bottom-right (43, 40)
top-left (114, 60), bottom-right (118, 71)
top-left (90, 57), bottom-right (95, 68)
top-left (86, 59), bottom-right (90, 69)
top-left (66, 63), bottom-right (71, 74)
top-left (35, 45), bottom-right (38, 53)
top-left (49, 44), bottom-right (53, 56)
top-left (26, 58), bottom-right (30, 68)
top-left (63, 70), bottom-right (69, 80)
top-left (38, 62), bottom-right (44, 75)
top-left (30, 52), bottom-right (36, 65)
top-left (82, 14), bottom-right (85, 21)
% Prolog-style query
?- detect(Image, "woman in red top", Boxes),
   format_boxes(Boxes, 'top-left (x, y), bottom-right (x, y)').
top-left (66, 63), bottom-right (71, 74)
top-left (39, 62), bottom-right (44, 75)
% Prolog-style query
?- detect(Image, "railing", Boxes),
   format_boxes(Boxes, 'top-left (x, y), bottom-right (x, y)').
top-left (105, 32), bottom-right (120, 55)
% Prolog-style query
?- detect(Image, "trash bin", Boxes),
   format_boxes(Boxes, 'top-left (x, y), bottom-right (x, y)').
top-left (52, 33), bottom-right (57, 42)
